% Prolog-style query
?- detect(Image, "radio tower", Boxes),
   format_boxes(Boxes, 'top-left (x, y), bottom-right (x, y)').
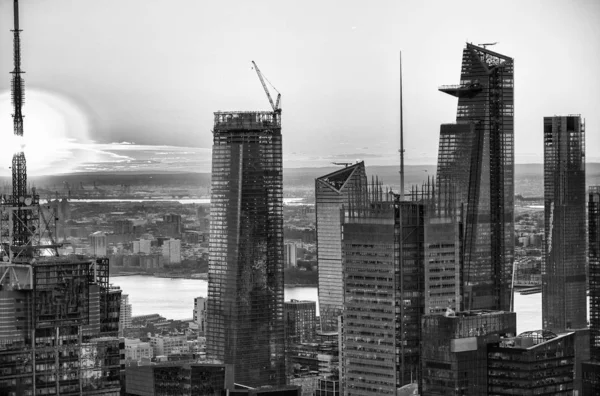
top-left (10, 0), bottom-right (31, 251)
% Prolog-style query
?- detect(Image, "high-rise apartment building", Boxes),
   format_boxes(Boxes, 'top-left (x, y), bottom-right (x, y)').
top-left (316, 162), bottom-right (368, 332)
top-left (438, 43), bottom-right (514, 311)
top-left (342, 199), bottom-right (424, 394)
top-left (90, 231), bottom-right (108, 256)
top-left (542, 115), bottom-right (587, 332)
top-left (284, 299), bottom-right (317, 344)
top-left (120, 293), bottom-right (133, 333)
top-left (194, 296), bottom-right (207, 334)
top-left (207, 111), bottom-right (285, 387)
top-left (161, 238), bottom-right (181, 264)
top-left (284, 241), bottom-right (298, 268)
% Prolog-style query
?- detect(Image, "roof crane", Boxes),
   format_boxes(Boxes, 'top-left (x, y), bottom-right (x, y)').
top-left (332, 162), bottom-right (352, 167)
top-left (251, 60), bottom-right (281, 116)
top-left (478, 42), bottom-right (498, 49)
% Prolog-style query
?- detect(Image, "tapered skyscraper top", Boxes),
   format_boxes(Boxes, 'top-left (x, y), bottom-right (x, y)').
top-left (437, 43), bottom-right (514, 312)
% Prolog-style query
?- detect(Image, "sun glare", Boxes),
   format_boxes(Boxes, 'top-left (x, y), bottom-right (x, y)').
top-left (0, 89), bottom-right (95, 176)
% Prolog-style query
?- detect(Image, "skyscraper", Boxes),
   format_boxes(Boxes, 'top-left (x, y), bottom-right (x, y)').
top-left (206, 111), bottom-right (285, 387)
top-left (316, 162), bottom-right (368, 332)
top-left (542, 115), bottom-right (587, 333)
top-left (583, 186), bottom-right (600, 393)
top-left (438, 43), bottom-right (514, 311)
top-left (342, 199), bottom-right (424, 394)
top-left (590, 186), bottom-right (600, 361)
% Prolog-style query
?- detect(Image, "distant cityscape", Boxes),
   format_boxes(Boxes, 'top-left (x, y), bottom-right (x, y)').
top-left (1, 1), bottom-right (599, 396)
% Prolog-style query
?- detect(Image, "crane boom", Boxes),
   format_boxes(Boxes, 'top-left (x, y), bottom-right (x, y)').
top-left (252, 60), bottom-right (280, 114)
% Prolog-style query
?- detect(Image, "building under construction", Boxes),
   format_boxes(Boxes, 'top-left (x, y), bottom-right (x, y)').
top-left (0, 1), bottom-right (121, 395)
top-left (206, 63), bottom-right (285, 387)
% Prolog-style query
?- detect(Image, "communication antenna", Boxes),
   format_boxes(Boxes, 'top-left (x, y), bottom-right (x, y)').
top-left (399, 51), bottom-right (405, 201)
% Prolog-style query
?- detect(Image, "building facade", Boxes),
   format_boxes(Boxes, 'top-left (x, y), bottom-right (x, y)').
top-left (421, 310), bottom-right (517, 395)
top-left (488, 330), bottom-right (575, 395)
top-left (342, 200), bottom-right (424, 395)
top-left (316, 162), bottom-right (368, 332)
top-left (90, 231), bottom-right (108, 256)
top-left (438, 43), bottom-right (514, 312)
top-left (207, 111), bottom-right (285, 387)
top-left (284, 300), bottom-right (317, 344)
top-left (194, 296), bottom-right (207, 334)
top-left (162, 238), bottom-right (181, 265)
top-left (542, 115), bottom-right (587, 332)
top-left (583, 186), bottom-right (600, 393)
top-left (0, 257), bottom-right (121, 395)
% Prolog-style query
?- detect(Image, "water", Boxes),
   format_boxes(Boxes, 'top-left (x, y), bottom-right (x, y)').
top-left (55, 198), bottom-right (306, 205)
top-left (112, 276), bottom-right (588, 334)
top-left (112, 276), bottom-right (318, 321)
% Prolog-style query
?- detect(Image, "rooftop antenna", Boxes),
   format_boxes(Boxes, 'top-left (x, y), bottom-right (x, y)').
top-left (11, 0), bottom-right (30, 249)
top-left (399, 51), bottom-right (405, 201)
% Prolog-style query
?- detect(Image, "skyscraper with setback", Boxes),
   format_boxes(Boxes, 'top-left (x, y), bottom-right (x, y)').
top-left (438, 43), bottom-right (514, 311)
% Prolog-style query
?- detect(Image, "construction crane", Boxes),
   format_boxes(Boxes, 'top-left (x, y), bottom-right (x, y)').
top-left (478, 42), bottom-right (498, 49)
top-left (252, 61), bottom-right (281, 117)
top-left (331, 162), bottom-right (352, 167)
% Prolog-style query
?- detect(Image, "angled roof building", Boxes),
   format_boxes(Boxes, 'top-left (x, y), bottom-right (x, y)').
top-left (437, 43), bottom-right (515, 312)
top-left (315, 162), bottom-right (368, 332)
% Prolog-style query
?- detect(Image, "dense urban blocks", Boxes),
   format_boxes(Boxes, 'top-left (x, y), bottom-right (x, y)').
top-left (207, 111), bottom-right (285, 387)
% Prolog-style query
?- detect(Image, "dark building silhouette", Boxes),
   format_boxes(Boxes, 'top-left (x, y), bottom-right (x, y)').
top-left (125, 362), bottom-right (235, 395)
top-left (583, 186), bottom-right (600, 393)
top-left (284, 299), bottom-right (317, 344)
top-left (315, 162), bottom-right (368, 332)
top-left (341, 198), bottom-right (424, 394)
top-left (421, 310), bottom-right (516, 395)
top-left (487, 330), bottom-right (576, 395)
top-left (206, 111), bottom-right (285, 387)
top-left (542, 115), bottom-right (587, 333)
top-left (438, 43), bottom-right (515, 312)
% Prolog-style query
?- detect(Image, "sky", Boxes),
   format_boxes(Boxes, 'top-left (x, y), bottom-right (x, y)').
top-left (0, 0), bottom-right (599, 175)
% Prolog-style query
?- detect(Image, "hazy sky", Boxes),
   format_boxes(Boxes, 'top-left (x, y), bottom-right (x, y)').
top-left (0, 0), bottom-right (599, 174)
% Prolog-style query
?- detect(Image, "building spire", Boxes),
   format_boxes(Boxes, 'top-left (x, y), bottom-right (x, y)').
top-left (11, 0), bottom-right (30, 249)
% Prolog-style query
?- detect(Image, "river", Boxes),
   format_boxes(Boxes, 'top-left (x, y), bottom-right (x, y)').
top-left (111, 276), bottom-right (589, 335)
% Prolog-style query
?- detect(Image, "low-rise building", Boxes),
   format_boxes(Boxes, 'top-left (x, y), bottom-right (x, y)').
top-left (149, 334), bottom-right (189, 356)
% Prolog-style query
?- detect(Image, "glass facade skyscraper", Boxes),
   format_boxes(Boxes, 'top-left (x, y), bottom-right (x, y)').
top-left (342, 200), bottom-right (424, 394)
top-left (438, 43), bottom-right (514, 312)
top-left (542, 115), bottom-right (587, 333)
top-left (207, 111), bottom-right (285, 387)
top-left (315, 162), bottom-right (368, 332)
top-left (590, 186), bottom-right (600, 362)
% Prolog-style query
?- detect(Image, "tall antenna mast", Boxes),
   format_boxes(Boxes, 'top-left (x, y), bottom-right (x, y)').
top-left (11, 0), bottom-right (30, 249)
top-left (399, 51), bottom-right (405, 201)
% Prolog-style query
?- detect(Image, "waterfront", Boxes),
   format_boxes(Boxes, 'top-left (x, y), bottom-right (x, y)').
top-left (112, 276), bottom-right (589, 334)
